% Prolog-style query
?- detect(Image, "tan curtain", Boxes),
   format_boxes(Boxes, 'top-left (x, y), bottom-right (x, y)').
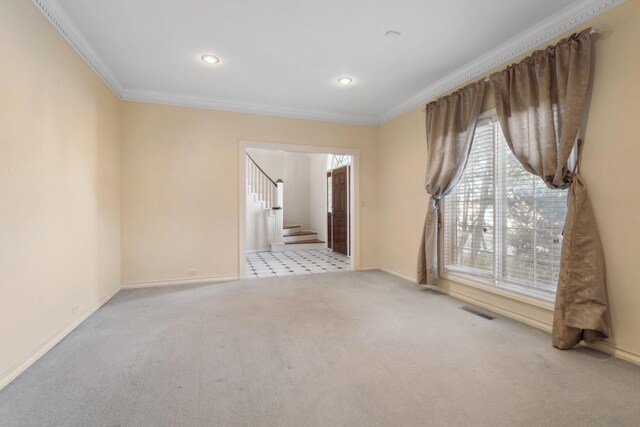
top-left (417, 81), bottom-right (485, 285)
top-left (489, 28), bottom-right (609, 349)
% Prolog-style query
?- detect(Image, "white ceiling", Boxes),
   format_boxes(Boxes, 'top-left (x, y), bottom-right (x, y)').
top-left (39, 0), bottom-right (620, 125)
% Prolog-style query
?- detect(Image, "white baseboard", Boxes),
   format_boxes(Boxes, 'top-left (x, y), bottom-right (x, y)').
top-left (358, 265), bottom-right (379, 271)
top-left (586, 340), bottom-right (640, 365)
top-left (0, 285), bottom-right (121, 391)
top-left (270, 242), bottom-right (327, 252)
top-left (246, 248), bottom-right (270, 254)
top-left (378, 266), bottom-right (417, 283)
top-left (380, 265), bottom-right (553, 332)
top-left (438, 284), bottom-right (554, 333)
top-left (121, 275), bottom-right (238, 289)
top-left (377, 265), bottom-right (639, 366)
top-left (2, 267), bottom-right (635, 394)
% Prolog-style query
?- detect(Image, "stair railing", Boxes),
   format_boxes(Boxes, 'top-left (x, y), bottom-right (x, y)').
top-left (246, 153), bottom-right (284, 245)
top-left (246, 153), bottom-right (278, 208)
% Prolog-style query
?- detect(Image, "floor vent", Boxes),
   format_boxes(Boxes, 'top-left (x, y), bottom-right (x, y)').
top-left (460, 306), bottom-right (495, 320)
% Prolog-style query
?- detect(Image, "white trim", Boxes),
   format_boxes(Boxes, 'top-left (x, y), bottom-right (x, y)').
top-left (120, 90), bottom-right (378, 126)
top-left (379, 266), bottom-right (640, 366)
top-left (441, 272), bottom-right (555, 311)
top-left (586, 341), bottom-right (640, 366)
top-left (377, 0), bottom-right (626, 124)
top-left (239, 141), bottom-right (360, 276)
top-left (378, 266), bottom-right (418, 283)
top-left (33, 0), bottom-right (624, 127)
top-left (246, 248), bottom-right (271, 254)
top-left (379, 266), bottom-right (553, 331)
top-left (270, 242), bottom-right (327, 252)
top-left (0, 285), bottom-right (121, 391)
top-left (121, 275), bottom-right (238, 289)
top-left (437, 283), bottom-right (554, 333)
top-left (31, 0), bottom-right (123, 95)
top-left (31, 0), bottom-right (376, 126)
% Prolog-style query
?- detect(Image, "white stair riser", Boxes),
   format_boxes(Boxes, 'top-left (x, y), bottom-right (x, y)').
top-left (270, 242), bottom-right (326, 252)
top-left (283, 233), bottom-right (318, 243)
top-left (283, 227), bottom-right (302, 236)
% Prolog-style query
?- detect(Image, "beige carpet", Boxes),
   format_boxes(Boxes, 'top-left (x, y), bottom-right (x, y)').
top-left (1, 270), bottom-right (639, 426)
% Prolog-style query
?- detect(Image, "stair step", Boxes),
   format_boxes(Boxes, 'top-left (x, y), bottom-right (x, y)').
top-left (285, 230), bottom-right (316, 237)
top-left (285, 239), bottom-right (325, 244)
top-left (283, 225), bottom-right (303, 236)
top-left (283, 230), bottom-right (318, 242)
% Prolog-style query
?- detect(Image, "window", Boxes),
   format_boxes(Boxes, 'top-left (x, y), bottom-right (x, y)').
top-left (443, 114), bottom-right (567, 300)
top-left (327, 154), bottom-right (351, 170)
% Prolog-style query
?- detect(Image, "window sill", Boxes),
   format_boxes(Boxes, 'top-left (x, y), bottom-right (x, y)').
top-left (440, 271), bottom-right (555, 312)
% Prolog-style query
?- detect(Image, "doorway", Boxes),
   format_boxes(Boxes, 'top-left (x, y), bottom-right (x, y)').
top-left (327, 165), bottom-right (350, 256)
top-left (238, 141), bottom-right (359, 279)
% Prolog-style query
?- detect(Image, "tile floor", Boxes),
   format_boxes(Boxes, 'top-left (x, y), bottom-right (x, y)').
top-left (245, 249), bottom-right (351, 278)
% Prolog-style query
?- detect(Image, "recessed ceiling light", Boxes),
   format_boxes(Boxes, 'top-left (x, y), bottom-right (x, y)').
top-left (337, 77), bottom-right (353, 85)
top-left (201, 54), bottom-right (220, 64)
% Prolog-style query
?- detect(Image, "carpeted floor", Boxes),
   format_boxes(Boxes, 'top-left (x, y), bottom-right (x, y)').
top-left (1, 270), bottom-right (639, 426)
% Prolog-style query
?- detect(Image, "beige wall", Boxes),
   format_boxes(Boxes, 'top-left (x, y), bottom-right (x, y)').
top-left (378, 0), bottom-right (640, 361)
top-left (3, 0), bottom-right (639, 390)
top-left (121, 103), bottom-right (378, 285)
top-left (0, 0), bottom-right (121, 385)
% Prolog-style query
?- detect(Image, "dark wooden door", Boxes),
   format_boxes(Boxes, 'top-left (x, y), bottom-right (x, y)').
top-left (331, 166), bottom-right (349, 255)
top-left (327, 172), bottom-right (333, 250)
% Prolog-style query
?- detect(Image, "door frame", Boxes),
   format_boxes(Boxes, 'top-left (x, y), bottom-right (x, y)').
top-left (326, 164), bottom-right (351, 256)
top-left (238, 140), bottom-right (359, 278)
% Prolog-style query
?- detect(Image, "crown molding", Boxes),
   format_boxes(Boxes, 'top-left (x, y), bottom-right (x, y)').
top-left (32, 0), bottom-right (123, 95)
top-left (31, 0), bottom-right (378, 126)
top-left (377, 0), bottom-right (627, 124)
top-left (120, 89), bottom-right (379, 126)
top-left (33, 0), bottom-right (625, 127)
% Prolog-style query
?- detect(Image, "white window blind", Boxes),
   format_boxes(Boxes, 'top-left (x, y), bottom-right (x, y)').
top-left (443, 116), bottom-right (567, 300)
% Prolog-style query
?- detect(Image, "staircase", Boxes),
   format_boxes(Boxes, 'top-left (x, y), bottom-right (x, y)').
top-left (274, 224), bottom-right (325, 251)
top-left (246, 153), bottom-right (325, 252)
